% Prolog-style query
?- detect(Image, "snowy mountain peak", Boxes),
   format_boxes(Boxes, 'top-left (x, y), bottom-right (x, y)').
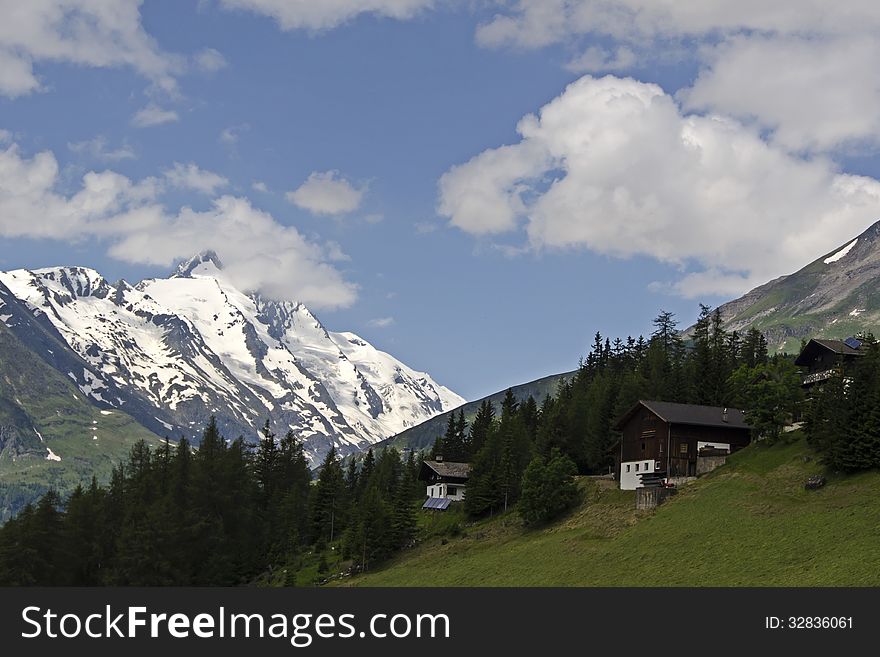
top-left (0, 260), bottom-right (464, 466)
top-left (172, 250), bottom-right (224, 279)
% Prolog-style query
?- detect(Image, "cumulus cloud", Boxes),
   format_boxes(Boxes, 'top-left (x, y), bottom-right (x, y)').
top-left (0, 141), bottom-right (356, 309)
top-left (163, 162), bottom-right (229, 195)
top-left (68, 136), bottom-right (136, 161)
top-left (287, 170), bottom-right (365, 216)
top-left (218, 0), bottom-right (435, 31)
top-left (0, 0), bottom-right (181, 98)
top-left (131, 104), bottom-right (179, 128)
top-left (367, 316), bottom-right (395, 328)
top-left (252, 181), bottom-right (268, 192)
top-left (438, 75), bottom-right (880, 298)
top-left (475, 1), bottom-right (880, 153)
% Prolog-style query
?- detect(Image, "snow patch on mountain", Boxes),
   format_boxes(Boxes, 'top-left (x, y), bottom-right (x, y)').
top-left (824, 239), bottom-right (858, 264)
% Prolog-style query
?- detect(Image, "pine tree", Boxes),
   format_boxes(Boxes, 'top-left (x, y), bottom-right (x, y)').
top-left (391, 465), bottom-right (417, 549)
top-left (829, 340), bottom-right (880, 471)
top-left (468, 399), bottom-right (495, 456)
top-left (310, 447), bottom-right (345, 545)
top-left (255, 419), bottom-right (278, 505)
top-left (440, 412), bottom-right (461, 461)
top-left (454, 409), bottom-right (468, 459)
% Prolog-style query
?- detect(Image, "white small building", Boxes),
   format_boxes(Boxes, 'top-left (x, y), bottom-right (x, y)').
top-left (419, 457), bottom-right (470, 504)
top-left (619, 459), bottom-right (660, 491)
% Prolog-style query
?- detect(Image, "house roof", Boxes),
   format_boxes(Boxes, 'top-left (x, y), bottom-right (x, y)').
top-left (420, 460), bottom-right (471, 479)
top-left (794, 338), bottom-right (865, 366)
top-left (615, 400), bottom-right (751, 431)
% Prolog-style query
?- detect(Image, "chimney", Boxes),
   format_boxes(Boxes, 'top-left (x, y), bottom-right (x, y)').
top-left (435, 455), bottom-right (444, 462)
top-left (722, 408), bottom-right (728, 423)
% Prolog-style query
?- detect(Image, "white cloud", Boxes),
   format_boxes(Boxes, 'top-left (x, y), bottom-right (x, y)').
top-left (218, 0), bottom-right (435, 31)
top-left (565, 45), bottom-right (636, 73)
top-left (68, 136), bottom-right (136, 161)
top-left (367, 316), bottom-right (395, 328)
top-left (0, 0), bottom-right (181, 98)
top-left (220, 128), bottom-right (237, 144)
top-left (194, 47), bottom-right (227, 73)
top-left (475, 1), bottom-right (880, 153)
top-left (414, 221), bottom-right (440, 234)
top-left (252, 181), bottom-right (268, 192)
top-left (220, 124), bottom-right (249, 146)
top-left (0, 129), bottom-right (13, 144)
top-left (287, 170), bottom-right (366, 215)
top-left (682, 35), bottom-right (880, 153)
top-left (0, 141), bottom-right (356, 309)
top-left (131, 104), bottom-right (179, 128)
top-left (163, 162), bottom-right (229, 195)
top-left (438, 75), bottom-right (880, 298)
top-left (476, 1), bottom-right (880, 49)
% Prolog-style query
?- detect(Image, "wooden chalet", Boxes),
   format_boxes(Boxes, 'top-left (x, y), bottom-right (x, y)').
top-left (794, 337), bottom-right (865, 388)
top-left (418, 456), bottom-right (470, 504)
top-left (614, 400), bottom-right (752, 489)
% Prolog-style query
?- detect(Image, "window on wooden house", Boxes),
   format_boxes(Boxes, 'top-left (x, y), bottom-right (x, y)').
top-left (680, 443), bottom-right (688, 454)
top-left (635, 463), bottom-right (640, 472)
top-left (626, 464), bottom-right (631, 473)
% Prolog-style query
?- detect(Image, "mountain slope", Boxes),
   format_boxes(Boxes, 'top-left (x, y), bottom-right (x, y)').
top-left (343, 434), bottom-right (880, 586)
top-left (0, 253), bottom-right (463, 467)
top-left (0, 320), bottom-right (160, 522)
top-left (707, 220), bottom-right (880, 351)
top-left (372, 371), bottom-right (575, 454)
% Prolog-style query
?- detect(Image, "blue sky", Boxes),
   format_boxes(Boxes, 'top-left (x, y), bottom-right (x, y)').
top-left (2, 1), bottom-right (880, 400)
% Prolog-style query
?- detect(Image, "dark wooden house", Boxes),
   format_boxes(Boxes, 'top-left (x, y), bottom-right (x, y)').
top-left (418, 457), bottom-right (470, 502)
top-left (794, 337), bottom-right (865, 389)
top-left (614, 400), bottom-right (752, 489)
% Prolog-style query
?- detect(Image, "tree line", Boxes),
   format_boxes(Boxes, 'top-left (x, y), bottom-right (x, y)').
top-left (0, 418), bottom-right (423, 585)
top-left (430, 306), bottom-right (800, 522)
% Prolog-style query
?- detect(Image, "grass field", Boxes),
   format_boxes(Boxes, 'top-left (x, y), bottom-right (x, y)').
top-left (340, 434), bottom-right (880, 586)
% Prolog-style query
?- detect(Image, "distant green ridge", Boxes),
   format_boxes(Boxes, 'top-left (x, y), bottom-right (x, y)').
top-left (0, 321), bottom-right (160, 522)
top-left (372, 370), bottom-right (576, 454)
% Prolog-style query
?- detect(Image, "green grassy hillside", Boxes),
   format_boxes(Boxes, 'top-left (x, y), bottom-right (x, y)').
top-left (0, 323), bottom-right (160, 521)
top-left (373, 371), bottom-right (575, 454)
top-left (341, 434), bottom-right (880, 586)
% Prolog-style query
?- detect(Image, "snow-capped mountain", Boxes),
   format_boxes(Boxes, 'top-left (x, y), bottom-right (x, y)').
top-left (0, 252), bottom-right (463, 465)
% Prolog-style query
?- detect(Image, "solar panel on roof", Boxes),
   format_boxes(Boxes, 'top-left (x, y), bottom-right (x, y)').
top-left (845, 337), bottom-right (862, 350)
